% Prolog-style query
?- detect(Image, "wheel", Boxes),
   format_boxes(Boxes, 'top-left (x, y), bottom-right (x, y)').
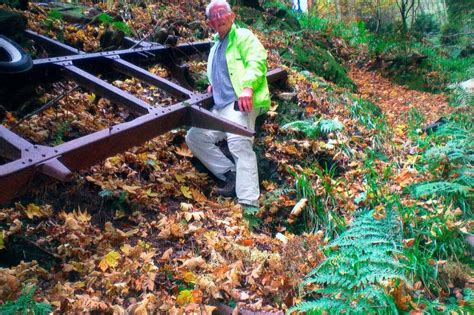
top-left (0, 35), bottom-right (32, 74)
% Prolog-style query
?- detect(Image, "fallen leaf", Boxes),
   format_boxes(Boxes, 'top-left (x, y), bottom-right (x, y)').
top-left (24, 203), bottom-right (52, 219)
top-left (181, 256), bottom-right (206, 270)
top-left (403, 238), bottom-right (415, 248)
top-left (87, 93), bottom-right (96, 103)
top-left (285, 144), bottom-right (299, 156)
top-left (180, 186), bottom-right (192, 199)
top-left (191, 188), bottom-right (207, 203)
top-left (99, 250), bottom-right (120, 272)
top-left (122, 185), bottom-right (140, 195)
top-left (176, 289), bottom-right (193, 306)
top-left (0, 231), bottom-right (4, 250)
top-left (161, 248), bottom-right (173, 261)
top-left (176, 144), bottom-right (193, 157)
top-left (180, 202), bottom-right (193, 211)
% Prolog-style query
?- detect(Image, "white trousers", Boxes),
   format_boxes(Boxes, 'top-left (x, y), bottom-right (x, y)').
top-left (185, 104), bottom-right (261, 206)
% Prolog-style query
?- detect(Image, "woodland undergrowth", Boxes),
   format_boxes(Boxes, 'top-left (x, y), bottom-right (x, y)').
top-left (0, 1), bottom-right (472, 314)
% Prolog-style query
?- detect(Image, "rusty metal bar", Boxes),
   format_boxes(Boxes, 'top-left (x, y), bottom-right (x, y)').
top-left (39, 158), bottom-right (72, 181)
top-left (0, 98), bottom-right (257, 204)
top-left (0, 125), bottom-right (33, 153)
top-left (27, 30), bottom-right (194, 100)
top-left (33, 40), bottom-right (210, 66)
top-left (25, 29), bottom-right (83, 56)
top-left (0, 30), bottom-right (287, 204)
top-left (61, 64), bottom-right (152, 115)
top-left (111, 58), bottom-right (193, 100)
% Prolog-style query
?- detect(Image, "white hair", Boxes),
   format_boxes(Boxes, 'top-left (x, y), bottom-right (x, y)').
top-left (205, 0), bottom-right (232, 18)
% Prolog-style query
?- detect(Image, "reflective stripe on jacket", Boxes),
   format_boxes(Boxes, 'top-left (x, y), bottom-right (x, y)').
top-left (207, 24), bottom-right (271, 110)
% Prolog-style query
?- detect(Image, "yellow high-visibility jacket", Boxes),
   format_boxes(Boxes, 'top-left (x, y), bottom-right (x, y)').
top-left (207, 24), bottom-right (271, 110)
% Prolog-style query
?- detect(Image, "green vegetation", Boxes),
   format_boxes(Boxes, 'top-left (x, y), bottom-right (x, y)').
top-left (290, 208), bottom-right (404, 314)
top-left (43, 10), bottom-right (64, 42)
top-left (280, 2), bottom-right (472, 312)
top-left (282, 118), bottom-right (344, 139)
top-left (280, 31), bottom-right (357, 91)
top-left (97, 13), bottom-right (132, 36)
top-left (0, 285), bottom-right (52, 315)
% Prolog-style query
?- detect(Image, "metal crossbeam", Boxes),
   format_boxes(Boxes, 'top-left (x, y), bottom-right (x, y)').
top-left (111, 58), bottom-right (193, 99)
top-left (0, 30), bottom-right (287, 204)
top-left (62, 64), bottom-right (152, 114)
top-left (31, 40), bottom-right (210, 67)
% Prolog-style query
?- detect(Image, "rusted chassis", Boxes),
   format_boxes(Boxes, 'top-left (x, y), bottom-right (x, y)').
top-left (0, 30), bottom-right (287, 204)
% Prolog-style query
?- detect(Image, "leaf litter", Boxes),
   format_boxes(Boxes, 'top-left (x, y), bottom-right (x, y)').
top-left (0, 1), bottom-right (471, 313)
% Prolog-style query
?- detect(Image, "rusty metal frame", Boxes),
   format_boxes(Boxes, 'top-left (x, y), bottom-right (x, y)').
top-left (0, 30), bottom-right (287, 204)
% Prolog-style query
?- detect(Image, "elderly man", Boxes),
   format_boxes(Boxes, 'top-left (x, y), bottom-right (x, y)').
top-left (185, 0), bottom-right (270, 209)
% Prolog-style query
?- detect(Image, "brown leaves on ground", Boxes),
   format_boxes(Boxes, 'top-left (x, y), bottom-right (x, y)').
top-left (349, 67), bottom-right (452, 126)
top-left (0, 1), bottom-right (468, 314)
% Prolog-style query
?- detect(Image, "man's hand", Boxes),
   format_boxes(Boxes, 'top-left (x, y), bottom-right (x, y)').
top-left (207, 85), bottom-right (212, 94)
top-left (237, 87), bottom-right (253, 112)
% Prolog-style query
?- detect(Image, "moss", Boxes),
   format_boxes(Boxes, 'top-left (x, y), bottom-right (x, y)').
top-left (236, 6), bottom-right (299, 32)
top-left (281, 32), bottom-right (357, 91)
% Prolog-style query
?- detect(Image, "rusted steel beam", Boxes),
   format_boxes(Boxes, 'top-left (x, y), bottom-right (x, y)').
top-left (32, 40), bottom-right (210, 66)
top-left (61, 64), bottom-right (152, 115)
top-left (0, 99), bottom-right (255, 204)
top-left (0, 126), bottom-right (75, 200)
top-left (0, 125), bottom-right (33, 159)
top-left (0, 30), bottom-right (287, 204)
top-left (111, 58), bottom-right (193, 100)
top-left (27, 31), bottom-right (193, 101)
top-left (38, 158), bottom-right (73, 181)
top-left (267, 67), bottom-right (288, 83)
top-left (25, 29), bottom-right (83, 56)
top-left (188, 104), bottom-right (253, 134)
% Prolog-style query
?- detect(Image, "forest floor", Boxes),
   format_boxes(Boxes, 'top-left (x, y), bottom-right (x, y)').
top-left (349, 67), bottom-right (452, 126)
top-left (0, 1), bottom-right (472, 314)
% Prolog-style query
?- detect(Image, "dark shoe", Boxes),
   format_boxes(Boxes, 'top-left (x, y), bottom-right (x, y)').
top-left (217, 171), bottom-right (236, 197)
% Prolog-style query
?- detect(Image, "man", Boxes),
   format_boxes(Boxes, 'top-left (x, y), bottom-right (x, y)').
top-left (185, 0), bottom-right (271, 209)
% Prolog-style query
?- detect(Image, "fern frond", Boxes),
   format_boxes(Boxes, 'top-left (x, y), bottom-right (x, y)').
top-left (282, 118), bottom-right (344, 139)
top-left (424, 139), bottom-right (473, 164)
top-left (317, 118), bottom-right (344, 134)
top-left (410, 181), bottom-right (470, 198)
top-left (0, 285), bottom-right (52, 315)
top-left (282, 120), bottom-right (313, 132)
top-left (454, 167), bottom-right (474, 186)
top-left (292, 208), bottom-right (406, 314)
top-left (287, 299), bottom-right (346, 315)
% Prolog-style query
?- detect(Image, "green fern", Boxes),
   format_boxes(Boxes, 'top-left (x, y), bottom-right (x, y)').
top-left (417, 113), bottom-right (473, 214)
top-left (0, 285), bottom-right (52, 315)
top-left (410, 181), bottom-right (470, 199)
top-left (349, 97), bottom-right (385, 130)
top-left (424, 139), bottom-right (473, 165)
top-left (289, 208), bottom-right (406, 314)
top-left (448, 86), bottom-right (473, 108)
top-left (282, 118), bottom-right (344, 139)
top-left (317, 119), bottom-right (344, 134)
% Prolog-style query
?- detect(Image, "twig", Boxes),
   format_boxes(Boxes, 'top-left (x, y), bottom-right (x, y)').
top-left (10, 85), bottom-right (79, 131)
top-left (20, 236), bottom-right (61, 260)
top-left (131, 20), bottom-right (162, 49)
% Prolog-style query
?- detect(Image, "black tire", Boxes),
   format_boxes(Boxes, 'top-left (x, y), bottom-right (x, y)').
top-left (0, 35), bottom-right (32, 74)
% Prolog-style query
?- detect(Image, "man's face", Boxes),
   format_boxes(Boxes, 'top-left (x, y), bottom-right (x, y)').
top-left (207, 4), bottom-right (235, 38)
